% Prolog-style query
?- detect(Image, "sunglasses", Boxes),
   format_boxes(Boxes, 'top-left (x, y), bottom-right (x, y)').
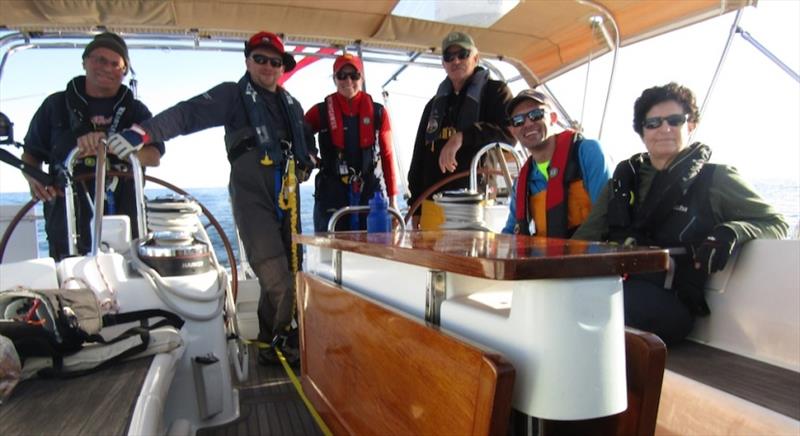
top-left (443, 48), bottom-right (471, 63)
top-left (87, 55), bottom-right (125, 72)
top-left (642, 113), bottom-right (688, 130)
top-left (510, 108), bottom-right (547, 127)
top-left (251, 54), bottom-right (283, 68)
top-left (335, 71), bottom-right (361, 81)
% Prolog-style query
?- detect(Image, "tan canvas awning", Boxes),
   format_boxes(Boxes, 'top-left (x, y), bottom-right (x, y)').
top-left (1, 0), bottom-right (755, 83)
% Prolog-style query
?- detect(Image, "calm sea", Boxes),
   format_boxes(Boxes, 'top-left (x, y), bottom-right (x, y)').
top-left (1, 180), bottom-right (797, 267)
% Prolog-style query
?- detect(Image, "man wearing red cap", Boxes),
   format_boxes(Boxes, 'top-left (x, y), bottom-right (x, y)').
top-left (108, 31), bottom-right (316, 366)
top-left (304, 53), bottom-right (398, 231)
top-left (21, 32), bottom-right (164, 260)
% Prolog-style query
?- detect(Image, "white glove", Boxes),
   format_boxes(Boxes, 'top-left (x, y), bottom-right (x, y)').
top-left (108, 125), bottom-right (148, 160)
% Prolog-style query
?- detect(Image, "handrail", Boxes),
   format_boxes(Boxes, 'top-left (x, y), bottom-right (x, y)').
top-left (469, 142), bottom-right (523, 193)
top-left (90, 141), bottom-right (107, 256)
top-left (327, 206), bottom-right (406, 233)
top-left (737, 27), bottom-right (800, 83)
top-left (64, 147), bottom-right (147, 256)
top-left (577, 0), bottom-right (621, 141)
top-left (693, 9), bottom-right (743, 142)
top-left (63, 147), bottom-right (81, 256)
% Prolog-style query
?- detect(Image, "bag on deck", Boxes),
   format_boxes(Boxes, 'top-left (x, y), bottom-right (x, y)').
top-left (0, 287), bottom-right (183, 377)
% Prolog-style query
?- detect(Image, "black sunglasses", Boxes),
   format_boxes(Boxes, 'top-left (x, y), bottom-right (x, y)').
top-left (510, 108), bottom-right (547, 127)
top-left (251, 54), bottom-right (283, 68)
top-left (443, 48), bottom-right (471, 63)
top-left (336, 71), bottom-right (362, 81)
top-left (642, 113), bottom-right (688, 130)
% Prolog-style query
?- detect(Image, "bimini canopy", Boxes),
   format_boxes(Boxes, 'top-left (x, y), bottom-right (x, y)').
top-left (1, 0), bottom-right (755, 84)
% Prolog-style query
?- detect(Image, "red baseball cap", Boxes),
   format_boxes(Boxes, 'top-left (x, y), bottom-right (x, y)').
top-left (245, 31), bottom-right (296, 71)
top-left (333, 53), bottom-right (363, 74)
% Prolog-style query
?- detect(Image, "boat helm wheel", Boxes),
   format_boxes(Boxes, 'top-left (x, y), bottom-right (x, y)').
top-left (0, 171), bottom-right (240, 303)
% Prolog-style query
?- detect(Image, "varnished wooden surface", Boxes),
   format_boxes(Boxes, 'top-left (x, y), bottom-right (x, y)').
top-left (0, 356), bottom-right (153, 436)
top-left (296, 272), bottom-right (515, 436)
top-left (666, 340), bottom-right (800, 420)
top-left (295, 231), bottom-right (668, 280)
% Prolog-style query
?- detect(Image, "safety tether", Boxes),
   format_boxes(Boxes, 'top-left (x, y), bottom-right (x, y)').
top-left (278, 156), bottom-right (300, 274)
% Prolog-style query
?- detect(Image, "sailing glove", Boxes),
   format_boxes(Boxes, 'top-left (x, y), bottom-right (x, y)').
top-left (108, 125), bottom-right (149, 160)
top-left (693, 226), bottom-right (737, 274)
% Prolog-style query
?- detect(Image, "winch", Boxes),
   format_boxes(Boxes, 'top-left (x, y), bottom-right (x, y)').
top-left (137, 195), bottom-right (212, 276)
top-left (433, 189), bottom-right (489, 230)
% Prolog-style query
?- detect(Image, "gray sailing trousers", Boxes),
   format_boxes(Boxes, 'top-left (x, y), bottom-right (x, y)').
top-left (229, 149), bottom-right (301, 342)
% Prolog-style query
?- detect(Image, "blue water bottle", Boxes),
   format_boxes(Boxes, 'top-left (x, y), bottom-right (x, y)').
top-left (367, 192), bottom-right (392, 233)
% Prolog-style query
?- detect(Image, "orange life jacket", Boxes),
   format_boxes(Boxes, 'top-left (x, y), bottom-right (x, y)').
top-left (513, 130), bottom-right (591, 237)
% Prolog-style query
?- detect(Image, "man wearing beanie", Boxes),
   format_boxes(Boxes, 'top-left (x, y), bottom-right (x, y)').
top-left (108, 31), bottom-right (316, 367)
top-left (407, 31), bottom-right (513, 230)
top-left (21, 31), bottom-right (164, 260)
top-left (304, 53), bottom-right (398, 231)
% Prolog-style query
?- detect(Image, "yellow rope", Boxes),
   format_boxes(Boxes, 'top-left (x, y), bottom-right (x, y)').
top-left (278, 157), bottom-right (300, 274)
top-left (274, 347), bottom-right (334, 436)
top-left (243, 340), bottom-right (333, 436)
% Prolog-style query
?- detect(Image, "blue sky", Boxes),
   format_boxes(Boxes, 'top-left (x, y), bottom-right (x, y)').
top-left (0, 0), bottom-right (798, 197)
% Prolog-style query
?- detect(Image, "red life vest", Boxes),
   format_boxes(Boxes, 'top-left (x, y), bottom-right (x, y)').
top-left (513, 130), bottom-right (591, 237)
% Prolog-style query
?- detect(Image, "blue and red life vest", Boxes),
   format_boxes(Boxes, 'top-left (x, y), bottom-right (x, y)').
top-left (513, 130), bottom-right (591, 237)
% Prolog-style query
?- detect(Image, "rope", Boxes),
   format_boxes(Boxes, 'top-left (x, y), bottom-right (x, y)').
top-left (436, 201), bottom-right (485, 229)
top-left (245, 339), bottom-right (333, 436)
top-left (277, 157), bottom-right (300, 275)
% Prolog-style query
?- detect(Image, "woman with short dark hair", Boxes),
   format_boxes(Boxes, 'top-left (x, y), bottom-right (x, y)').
top-left (573, 82), bottom-right (788, 344)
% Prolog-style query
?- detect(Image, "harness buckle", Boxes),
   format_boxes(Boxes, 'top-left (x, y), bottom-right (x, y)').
top-left (350, 171), bottom-right (362, 194)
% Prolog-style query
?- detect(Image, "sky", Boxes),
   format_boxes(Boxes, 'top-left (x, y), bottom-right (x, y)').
top-left (0, 0), bottom-right (798, 200)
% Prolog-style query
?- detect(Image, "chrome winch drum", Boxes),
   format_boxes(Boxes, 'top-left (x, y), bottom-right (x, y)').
top-left (137, 233), bottom-right (213, 276)
top-left (138, 195), bottom-right (212, 276)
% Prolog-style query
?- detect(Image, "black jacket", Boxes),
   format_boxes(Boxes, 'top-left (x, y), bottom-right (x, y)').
top-left (407, 72), bottom-right (513, 209)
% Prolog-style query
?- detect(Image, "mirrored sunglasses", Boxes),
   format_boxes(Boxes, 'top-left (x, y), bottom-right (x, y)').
top-left (335, 71), bottom-right (361, 81)
top-left (510, 108), bottom-right (547, 127)
top-left (251, 54), bottom-right (283, 68)
top-left (642, 114), bottom-right (688, 130)
top-left (443, 48), bottom-right (471, 63)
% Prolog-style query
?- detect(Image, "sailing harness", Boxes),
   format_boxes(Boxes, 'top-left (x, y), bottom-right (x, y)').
top-left (316, 94), bottom-right (384, 228)
top-left (513, 130), bottom-right (585, 237)
top-left (237, 74), bottom-right (309, 274)
top-left (424, 67), bottom-right (489, 147)
top-left (64, 76), bottom-right (135, 213)
top-left (607, 143), bottom-right (717, 315)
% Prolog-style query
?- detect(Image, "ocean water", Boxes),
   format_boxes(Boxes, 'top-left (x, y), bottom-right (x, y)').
top-left (1, 180), bottom-right (798, 267)
top-left (0, 184), bottom-right (320, 267)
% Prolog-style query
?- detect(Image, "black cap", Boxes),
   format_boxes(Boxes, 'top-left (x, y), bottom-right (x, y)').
top-left (83, 32), bottom-right (129, 69)
top-left (506, 89), bottom-right (551, 116)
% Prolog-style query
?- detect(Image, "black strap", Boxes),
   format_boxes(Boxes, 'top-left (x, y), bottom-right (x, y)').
top-left (37, 309), bottom-right (183, 378)
top-left (38, 327), bottom-right (150, 379)
top-left (102, 308), bottom-right (184, 330)
top-left (0, 148), bottom-right (53, 186)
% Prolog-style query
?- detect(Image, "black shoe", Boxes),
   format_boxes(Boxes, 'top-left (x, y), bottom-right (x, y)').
top-left (257, 347), bottom-right (276, 366)
top-left (257, 346), bottom-right (300, 368)
top-left (280, 345), bottom-right (301, 369)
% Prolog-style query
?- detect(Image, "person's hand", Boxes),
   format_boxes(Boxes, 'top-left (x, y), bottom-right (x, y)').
top-left (23, 173), bottom-right (60, 202)
top-left (693, 226), bottom-right (737, 274)
top-left (438, 131), bottom-right (463, 173)
top-left (76, 132), bottom-right (107, 157)
top-left (108, 125), bottom-right (148, 159)
top-left (411, 214), bottom-right (420, 230)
